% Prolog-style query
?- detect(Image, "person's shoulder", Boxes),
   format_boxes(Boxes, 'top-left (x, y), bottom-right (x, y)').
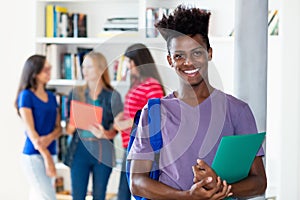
top-left (142, 77), bottom-right (161, 87)
top-left (19, 89), bottom-right (33, 98)
top-left (215, 89), bottom-right (249, 110)
top-left (103, 87), bottom-right (122, 99)
top-left (160, 92), bottom-right (177, 105)
top-left (162, 92), bottom-right (175, 100)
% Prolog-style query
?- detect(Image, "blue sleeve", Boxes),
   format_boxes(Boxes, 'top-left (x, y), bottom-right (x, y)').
top-left (18, 90), bottom-right (33, 109)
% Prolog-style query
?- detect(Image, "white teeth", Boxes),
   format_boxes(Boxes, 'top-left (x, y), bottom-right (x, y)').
top-left (184, 68), bottom-right (199, 74)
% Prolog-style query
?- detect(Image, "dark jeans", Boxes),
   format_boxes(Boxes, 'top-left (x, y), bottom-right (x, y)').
top-left (117, 149), bottom-right (131, 200)
top-left (71, 139), bottom-right (112, 200)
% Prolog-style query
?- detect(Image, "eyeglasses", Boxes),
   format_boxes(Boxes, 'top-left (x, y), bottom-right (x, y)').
top-left (170, 47), bottom-right (208, 65)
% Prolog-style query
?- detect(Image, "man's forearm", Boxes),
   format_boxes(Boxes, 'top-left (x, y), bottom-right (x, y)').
top-left (131, 174), bottom-right (189, 200)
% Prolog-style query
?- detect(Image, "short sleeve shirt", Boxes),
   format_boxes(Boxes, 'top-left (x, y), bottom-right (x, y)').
top-left (18, 89), bottom-right (58, 155)
top-left (128, 89), bottom-right (264, 190)
top-left (121, 77), bottom-right (164, 148)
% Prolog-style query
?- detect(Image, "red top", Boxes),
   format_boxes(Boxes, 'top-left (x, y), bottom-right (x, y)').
top-left (121, 77), bottom-right (164, 148)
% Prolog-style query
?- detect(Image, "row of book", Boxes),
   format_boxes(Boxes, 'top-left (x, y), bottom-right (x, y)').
top-left (46, 44), bottom-right (92, 80)
top-left (46, 4), bottom-right (87, 38)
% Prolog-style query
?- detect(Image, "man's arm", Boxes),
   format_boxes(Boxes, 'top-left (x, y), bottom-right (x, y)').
top-left (230, 156), bottom-right (267, 198)
top-left (130, 159), bottom-right (230, 200)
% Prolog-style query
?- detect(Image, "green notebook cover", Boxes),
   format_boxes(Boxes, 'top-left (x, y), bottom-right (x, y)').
top-left (211, 132), bottom-right (266, 184)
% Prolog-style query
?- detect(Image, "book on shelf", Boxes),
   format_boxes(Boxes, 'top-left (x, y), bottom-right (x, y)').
top-left (46, 5), bottom-right (54, 38)
top-left (45, 4), bottom-right (87, 38)
top-left (106, 17), bottom-right (138, 24)
top-left (103, 17), bottom-right (138, 32)
top-left (46, 4), bottom-right (68, 38)
top-left (46, 44), bottom-right (67, 79)
top-left (114, 55), bottom-right (128, 81)
top-left (72, 13), bottom-right (87, 37)
top-left (63, 53), bottom-right (73, 80)
top-left (62, 48), bottom-right (91, 80)
top-left (77, 47), bottom-right (93, 67)
top-left (146, 7), bottom-right (168, 38)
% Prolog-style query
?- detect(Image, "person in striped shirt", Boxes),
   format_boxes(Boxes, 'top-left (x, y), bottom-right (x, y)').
top-left (114, 43), bottom-right (165, 200)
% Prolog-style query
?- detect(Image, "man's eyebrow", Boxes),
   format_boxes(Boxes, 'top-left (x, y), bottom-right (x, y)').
top-left (172, 46), bottom-right (205, 53)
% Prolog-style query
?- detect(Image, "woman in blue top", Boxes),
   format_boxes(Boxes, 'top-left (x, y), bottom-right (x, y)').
top-left (15, 54), bottom-right (62, 200)
top-left (65, 51), bottom-right (123, 200)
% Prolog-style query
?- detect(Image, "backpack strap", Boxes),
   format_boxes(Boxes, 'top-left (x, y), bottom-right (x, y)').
top-left (126, 98), bottom-right (162, 200)
top-left (148, 98), bottom-right (162, 152)
top-left (148, 98), bottom-right (162, 173)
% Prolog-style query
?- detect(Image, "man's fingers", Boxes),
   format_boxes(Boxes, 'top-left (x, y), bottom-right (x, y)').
top-left (196, 159), bottom-right (209, 169)
top-left (195, 176), bottom-right (213, 187)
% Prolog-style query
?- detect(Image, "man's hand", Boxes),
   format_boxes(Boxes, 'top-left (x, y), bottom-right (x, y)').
top-left (192, 159), bottom-right (233, 199)
top-left (192, 159), bottom-right (218, 189)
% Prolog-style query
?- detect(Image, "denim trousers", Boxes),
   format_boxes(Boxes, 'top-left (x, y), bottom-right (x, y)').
top-left (117, 149), bottom-right (132, 200)
top-left (21, 154), bottom-right (56, 200)
top-left (71, 139), bottom-right (112, 200)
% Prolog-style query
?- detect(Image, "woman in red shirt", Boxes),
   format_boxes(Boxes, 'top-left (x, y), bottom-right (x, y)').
top-left (114, 43), bottom-right (165, 200)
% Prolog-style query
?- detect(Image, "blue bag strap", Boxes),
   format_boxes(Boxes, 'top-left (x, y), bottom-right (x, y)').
top-left (148, 98), bottom-right (162, 153)
top-left (126, 109), bottom-right (142, 154)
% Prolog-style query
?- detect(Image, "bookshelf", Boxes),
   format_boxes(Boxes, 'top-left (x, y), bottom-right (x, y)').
top-left (35, 0), bottom-right (237, 93)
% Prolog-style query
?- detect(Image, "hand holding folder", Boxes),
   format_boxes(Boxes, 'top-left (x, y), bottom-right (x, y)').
top-left (211, 132), bottom-right (266, 184)
top-left (69, 100), bottom-right (103, 131)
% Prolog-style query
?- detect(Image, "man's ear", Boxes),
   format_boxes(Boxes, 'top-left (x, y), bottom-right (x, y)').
top-left (167, 54), bottom-right (173, 67)
top-left (208, 47), bottom-right (213, 61)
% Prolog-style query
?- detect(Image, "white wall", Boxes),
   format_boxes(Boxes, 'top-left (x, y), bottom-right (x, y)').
top-left (277, 0), bottom-right (300, 199)
top-left (0, 0), bottom-right (35, 198)
top-left (2, 1), bottom-right (300, 199)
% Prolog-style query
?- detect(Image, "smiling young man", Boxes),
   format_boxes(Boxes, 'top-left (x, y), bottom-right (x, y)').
top-left (127, 5), bottom-right (267, 200)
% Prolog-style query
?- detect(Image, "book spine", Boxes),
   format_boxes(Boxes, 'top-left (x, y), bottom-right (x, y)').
top-left (46, 4), bottom-right (54, 37)
top-left (63, 53), bottom-right (72, 79)
top-left (73, 13), bottom-right (78, 37)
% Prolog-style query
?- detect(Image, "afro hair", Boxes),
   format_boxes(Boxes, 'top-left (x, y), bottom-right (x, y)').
top-left (155, 4), bottom-right (211, 49)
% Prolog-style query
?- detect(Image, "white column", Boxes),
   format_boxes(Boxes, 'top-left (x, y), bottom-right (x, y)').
top-left (234, 0), bottom-right (268, 133)
top-left (277, 0), bottom-right (300, 199)
top-left (234, 0), bottom-right (268, 199)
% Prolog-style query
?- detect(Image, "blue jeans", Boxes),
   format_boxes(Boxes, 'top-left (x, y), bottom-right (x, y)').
top-left (71, 139), bottom-right (112, 200)
top-left (117, 149), bottom-right (131, 200)
top-left (21, 154), bottom-right (56, 200)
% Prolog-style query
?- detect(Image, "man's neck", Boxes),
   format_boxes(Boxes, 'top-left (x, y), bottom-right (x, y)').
top-left (176, 82), bottom-right (214, 106)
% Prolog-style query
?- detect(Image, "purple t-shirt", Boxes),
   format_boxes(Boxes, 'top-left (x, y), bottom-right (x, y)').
top-left (127, 89), bottom-right (264, 191)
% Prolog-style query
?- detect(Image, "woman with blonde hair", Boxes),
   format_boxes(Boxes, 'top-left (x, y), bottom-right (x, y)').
top-left (65, 51), bottom-right (123, 200)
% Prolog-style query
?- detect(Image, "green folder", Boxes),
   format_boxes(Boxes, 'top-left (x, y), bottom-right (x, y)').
top-left (211, 132), bottom-right (266, 184)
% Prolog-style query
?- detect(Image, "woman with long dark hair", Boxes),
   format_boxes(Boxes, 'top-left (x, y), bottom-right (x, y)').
top-left (15, 54), bottom-right (62, 199)
top-left (114, 43), bottom-right (165, 200)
